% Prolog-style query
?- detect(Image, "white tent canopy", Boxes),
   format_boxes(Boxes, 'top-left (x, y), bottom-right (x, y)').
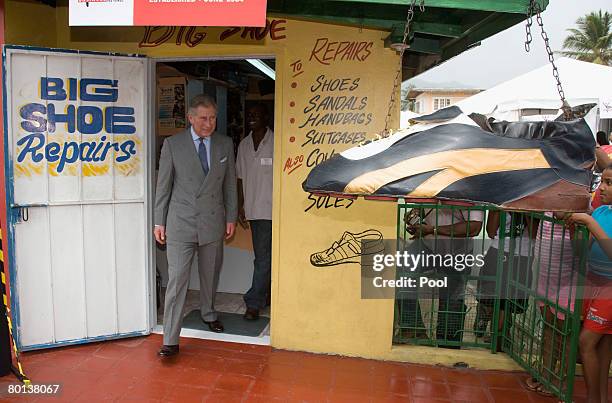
top-left (456, 58), bottom-right (612, 115)
top-left (400, 110), bottom-right (420, 128)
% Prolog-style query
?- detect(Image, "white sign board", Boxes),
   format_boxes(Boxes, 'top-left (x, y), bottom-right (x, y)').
top-left (5, 47), bottom-right (151, 349)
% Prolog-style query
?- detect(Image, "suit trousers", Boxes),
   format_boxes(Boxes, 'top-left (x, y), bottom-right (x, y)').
top-left (163, 239), bottom-right (223, 345)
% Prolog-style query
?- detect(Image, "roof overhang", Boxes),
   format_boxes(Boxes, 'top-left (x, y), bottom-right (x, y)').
top-left (267, 0), bottom-right (549, 80)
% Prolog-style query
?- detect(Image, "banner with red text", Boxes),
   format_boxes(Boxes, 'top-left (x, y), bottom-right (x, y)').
top-left (69, 0), bottom-right (267, 27)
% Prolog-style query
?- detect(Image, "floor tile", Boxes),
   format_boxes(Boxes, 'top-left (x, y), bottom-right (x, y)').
top-left (448, 383), bottom-right (491, 402)
top-left (259, 363), bottom-right (298, 382)
top-left (175, 368), bottom-right (220, 388)
top-left (489, 387), bottom-right (533, 403)
top-left (245, 393), bottom-right (287, 402)
top-left (410, 380), bottom-right (450, 400)
top-left (482, 372), bottom-right (524, 389)
top-left (224, 359), bottom-right (264, 376)
top-left (445, 369), bottom-right (484, 386)
top-left (328, 389), bottom-right (372, 403)
top-left (125, 378), bottom-right (173, 400)
top-left (402, 365), bottom-right (448, 383)
top-left (250, 379), bottom-right (292, 398)
top-left (388, 377), bottom-right (411, 396)
top-left (290, 383), bottom-right (331, 402)
top-left (214, 373), bottom-right (254, 393)
top-left (204, 389), bottom-right (244, 403)
top-left (164, 385), bottom-right (210, 403)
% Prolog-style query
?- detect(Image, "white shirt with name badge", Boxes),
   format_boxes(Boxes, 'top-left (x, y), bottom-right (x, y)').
top-left (236, 128), bottom-right (274, 221)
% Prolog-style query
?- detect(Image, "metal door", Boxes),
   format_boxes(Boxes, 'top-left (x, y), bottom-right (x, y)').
top-left (3, 46), bottom-right (152, 350)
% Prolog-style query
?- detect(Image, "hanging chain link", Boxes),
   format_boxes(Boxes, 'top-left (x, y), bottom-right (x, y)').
top-left (381, 0), bottom-right (424, 137)
top-left (525, 0), bottom-right (573, 120)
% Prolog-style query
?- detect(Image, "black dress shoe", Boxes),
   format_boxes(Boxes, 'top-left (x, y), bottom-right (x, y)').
top-left (244, 308), bottom-right (260, 321)
top-left (203, 320), bottom-right (224, 333)
top-left (158, 345), bottom-right (179, 357)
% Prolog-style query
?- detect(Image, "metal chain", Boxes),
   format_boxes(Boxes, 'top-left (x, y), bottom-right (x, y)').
top-left (524, 5), bottom-right (533, 52)
top-left (382, 0), bottom-right (424, 137)
top-left (525, 0), bottom-right (573, 120)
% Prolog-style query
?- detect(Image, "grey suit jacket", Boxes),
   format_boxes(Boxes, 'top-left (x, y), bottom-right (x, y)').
top-left (154, 130), bottom-right (238, 245)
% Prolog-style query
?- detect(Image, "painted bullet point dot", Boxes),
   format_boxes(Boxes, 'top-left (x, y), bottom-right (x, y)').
top-left (290, 118), bottom-right (295, 124)
top-left (291, 82), bottom-right (297, 88)
top-left (289, 136), bottom-right (295, 143)
top-left (290, 101), bottom-right (295, 107)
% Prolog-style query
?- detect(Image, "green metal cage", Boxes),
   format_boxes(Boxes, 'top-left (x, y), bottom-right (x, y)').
top-left (394, 202), bottom-right (587, 403)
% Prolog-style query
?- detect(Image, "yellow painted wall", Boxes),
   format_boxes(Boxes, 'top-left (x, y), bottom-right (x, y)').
top-left (6, 0), bottom-right (57, 48)
top-left (2, 3), bottom-right (522, 369)
top-left (3, 3), bottom-right (401, 360)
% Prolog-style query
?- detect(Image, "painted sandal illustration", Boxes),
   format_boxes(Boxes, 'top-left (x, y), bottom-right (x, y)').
top-left (310, 229), bottom-right (385, 267)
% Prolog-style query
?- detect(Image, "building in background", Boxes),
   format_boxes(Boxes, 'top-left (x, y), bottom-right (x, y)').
top-left (405, 80), bottom-right (483, 114)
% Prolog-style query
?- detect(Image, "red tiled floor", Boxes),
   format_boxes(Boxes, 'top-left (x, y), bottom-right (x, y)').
top-left (333, 371), bottom-right (373, 393)
top-left (448, 383), bottom-right (490, 402)
top-left (215, 372), bottom-right (254, 393)
top-left (164, 384), bottom-right (211, 403)
top-left (224, 358), bottom-right (264, 376)
top-left (387, 377), bottom-right (412, 397)
top-left (412, 398), bottom-right (449, 403)
top-left (1, 334), bottom-right (605, 402)
top-left (204, 389), bottom-right (244, 403)
top-left (290, 383), bottom-right (331, 402)
top-left (445, 369), bottom-right (484, 386)
top-left (404, 364), bottom-right (449, 383)
top-left (294, 365), bottom-right (334, 388)
top-left (411, 379), bottom-right (451, 399)
top-left (489, 387), bottom-right (533, 403)
top-left (249, 378), bottom-right (292, 398)
top-left (244, 394), bottom-right (285, 403)
top-left (483, 372), bottom-right (525, 389)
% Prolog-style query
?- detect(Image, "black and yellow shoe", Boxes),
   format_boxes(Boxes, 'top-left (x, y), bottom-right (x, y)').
top-left (302, 106), bottom-right (595, 212)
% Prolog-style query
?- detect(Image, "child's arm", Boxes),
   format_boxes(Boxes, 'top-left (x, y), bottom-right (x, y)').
top-left (567, 213), bottom-right (612, 259)
top-left (486, 211), bottom-right (500, 239)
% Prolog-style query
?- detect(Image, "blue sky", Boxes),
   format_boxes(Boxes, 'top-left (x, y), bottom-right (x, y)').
top-left (409, 0), bottom-right (611, 89)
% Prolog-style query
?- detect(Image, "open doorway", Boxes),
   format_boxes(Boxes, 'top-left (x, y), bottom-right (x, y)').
top-left (152, 57), bottom-right (275, 345)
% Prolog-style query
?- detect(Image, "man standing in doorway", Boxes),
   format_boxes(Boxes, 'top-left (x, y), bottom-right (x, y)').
top-left (237, 103), bottom-right (274, 321)
top-left (154, 95), bottom-right (237, 357)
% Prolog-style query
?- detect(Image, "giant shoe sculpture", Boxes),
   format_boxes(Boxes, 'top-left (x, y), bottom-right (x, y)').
top-left (302, 106), bottom-right (596, 212)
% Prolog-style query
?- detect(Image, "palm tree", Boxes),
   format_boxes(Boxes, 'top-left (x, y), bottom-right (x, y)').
top-left (560, 10), bottom-right (612, 66)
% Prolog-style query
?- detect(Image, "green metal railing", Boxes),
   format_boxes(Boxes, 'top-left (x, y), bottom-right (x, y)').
top-left (393, 202), bottom-right (587, 403)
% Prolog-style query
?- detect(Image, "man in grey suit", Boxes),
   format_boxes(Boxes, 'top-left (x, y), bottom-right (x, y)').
top-left (154, 95), bottom-right (237, 357)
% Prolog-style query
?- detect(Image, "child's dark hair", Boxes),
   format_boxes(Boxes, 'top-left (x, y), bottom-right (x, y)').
top-left (605, 163), bottom-right (612, 172)
top-left (597, 131), bottom-right (610, 146)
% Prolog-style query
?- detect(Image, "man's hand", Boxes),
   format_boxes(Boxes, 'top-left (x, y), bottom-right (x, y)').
top-left (226, 222), bottom-right (236, 240)
top-left (154, 225), bottom-right (166, 245)
top-left (406, 223), bottom-right (434, 240)
top-left (238, 208), bottom-right (249, 229)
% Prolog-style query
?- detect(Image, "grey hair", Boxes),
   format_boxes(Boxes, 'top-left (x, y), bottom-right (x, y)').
top-left (188, 94), bottom-right (217, 115)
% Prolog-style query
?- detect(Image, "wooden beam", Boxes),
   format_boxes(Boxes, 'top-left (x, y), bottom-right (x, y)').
top-left (266, 12), bottom-right (463, 38)
top-left (267, 13), bottom-right (396, 30)
top-left (324, 0), bottom-right (548, 14)
top-left (413, 21), bottom-right (462, 38)
top-left (408, 36), bottom-right (442, 54)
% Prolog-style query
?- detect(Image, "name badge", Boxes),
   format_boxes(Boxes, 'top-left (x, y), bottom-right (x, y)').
top-left (261, 158), bottom-right (273, 166)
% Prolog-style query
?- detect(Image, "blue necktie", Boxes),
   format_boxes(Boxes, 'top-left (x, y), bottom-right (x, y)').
top-left (198, 138), bottom-right (209, 176)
